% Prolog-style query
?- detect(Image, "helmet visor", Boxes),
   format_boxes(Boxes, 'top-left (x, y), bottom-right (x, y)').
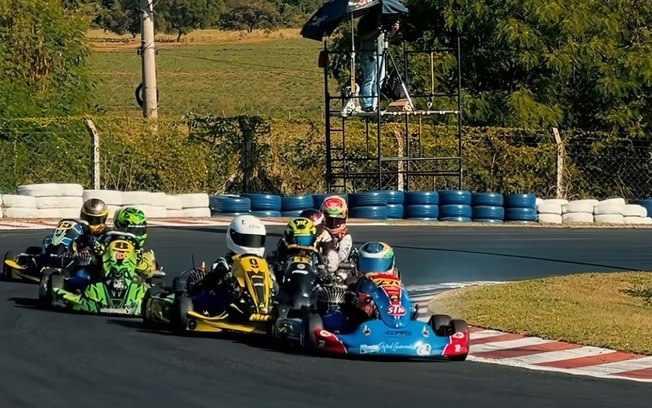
top-left (324, 217), bottom-right (346, 230)
top-left (358, 257), bottom-right (393, 274)
top-left (231, 230), bottom-right (266, 248)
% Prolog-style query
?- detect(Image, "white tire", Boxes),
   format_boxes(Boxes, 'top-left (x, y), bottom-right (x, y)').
top-left (540, 199), bottom-right (569, 206)
top-left (562, 212), bottom-right (594, 223)
top-left (148, 206), bottom-right (168, 218)
top-left (3, 207), bottom-right (39, 218)
top-left (562, 201), bottom-right (595, 214)
top-left (182, 207), bottom-right (211, 218)
top-left (593, 203), bottom-right (626, 215)
top-left (624, 216), bottom-right (652, 225)
top-left (35, 196), bottom-right (83, 209)
top-left (537, 202), bottom-right (562, 215)
top-left (164, 195), bottom-right (183, 210)
top-left (166, 209), bottom-right (185, 217)
top-left (0, 207), bottom-right (3, 218)
top-left (37, 208), bottom-right (80, 219)
top-left (2, 194), bottom-right (36, 208)
top-left (535, 197), bottom-right (543, 206)
top-left (83, 190), bottom-right (123, 206)
top-left (598, 198), bottom-right (626, 206)
top-left (537, 213), bottom-right (562, 224)
top-left (107, 205), bottom-right (121, 220)
top-left (623, 204), bottom-right (647, 217)
top-left (17, 183), bottom-right (83, 197)
top-left (177, 193), bottom-right (209, 209)
top-left (594, 214), bottom-right (624, 224)
top-left (150, 192), bottom-right (166, 206)
top-left (122, 191), bottom-right (153, 205)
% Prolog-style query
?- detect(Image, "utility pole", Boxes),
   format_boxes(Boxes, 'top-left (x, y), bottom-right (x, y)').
top-left (139, 0), bottom-right (158, 118)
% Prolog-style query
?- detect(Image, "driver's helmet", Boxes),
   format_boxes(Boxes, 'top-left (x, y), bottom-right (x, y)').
top-left (356, 241), bottom-right (395, 275)
top-left (226, 215), bottom-right (267, 257)
top-left (284, 217), bottom-right (318, 248)
top-left (299, 209), bottom-right (326, 236)
top-left (80, 198), bottom-right (109, 235)
top-left (319, 196), bottom-right (348, 234)
top-left (113, 207), bottom-right (148, 248)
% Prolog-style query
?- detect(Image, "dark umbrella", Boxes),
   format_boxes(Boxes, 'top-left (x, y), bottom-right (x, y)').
top-left (301, 0), bottom-right (409, 41)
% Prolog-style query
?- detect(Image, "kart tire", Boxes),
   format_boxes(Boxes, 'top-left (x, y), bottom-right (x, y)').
top-left (404, 191), bottom-right (439, 205)
top-left (503, 193), bottom-right (537, 209)
top-left (428, 314), bottom-right (452, 337)
top-left (172, 276), bottom-right (187, 294)
top-left (348, 191), bottom-right (389, 207)
top-left (141, 288), bottom-right (157, 329)
top-left (471, 192), bottom-right (504, 207)
top-left (386, 190), bottom-right (405, 205)
top-left (449, 319), bottom-right (469, 361)
top-left (386, 204), bottom-right (404, 219)
top-left (301, 310), bottom-right (324, 352)
top-left (171, 294), bottom-right (193, 334)
top-left (3, 251), bottom-right (17, 281)
top-left (437, 190), bottom-right (472, 206)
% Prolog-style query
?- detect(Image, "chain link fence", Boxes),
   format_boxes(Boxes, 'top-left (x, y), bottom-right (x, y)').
top-left (0, 115), bottom-right (650, 200)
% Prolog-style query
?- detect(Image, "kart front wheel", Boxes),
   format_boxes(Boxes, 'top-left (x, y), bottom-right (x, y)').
top-left (39, 270), bottom-right (63, 308)
top-left (171, 294), bottom-right (193, 334)
top-left (3, 251), bottom-right (17, 281)
top-left (141, 288), bottom-right (157, 329)
top-left (428, 314), bottom-right (452, 337)
top-left (449, 319), bottom-right (469, 361)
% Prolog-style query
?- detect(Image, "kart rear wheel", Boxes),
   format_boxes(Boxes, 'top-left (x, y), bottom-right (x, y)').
top-left (171, 294), bottom-right (193, 334)
top-left (428, 314), bottom-right (452, 337)
top-left (141, 288), bottom-right (157, 329)
top-left (449, 319), bottom-right (469, 361)
top-left (39, 270), bottom-right (63, 308)
top-left (3, 251), bottom-right (17, 281)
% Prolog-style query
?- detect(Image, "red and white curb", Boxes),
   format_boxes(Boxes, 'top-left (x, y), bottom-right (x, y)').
top-left (410, 286), bottom-right (652, 383)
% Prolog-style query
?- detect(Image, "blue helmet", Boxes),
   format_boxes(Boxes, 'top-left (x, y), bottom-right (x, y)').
top-left (356, 241), bottom-right (395, 274)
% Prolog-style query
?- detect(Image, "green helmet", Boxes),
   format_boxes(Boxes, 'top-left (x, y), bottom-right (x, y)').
top-left (113, 207), bottom-right (148, 247)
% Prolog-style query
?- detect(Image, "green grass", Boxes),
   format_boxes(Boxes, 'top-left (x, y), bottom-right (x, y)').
top-left (428, 272), bottom-right (652, 355)
top-left (88, 30), bottom-right (325, 119)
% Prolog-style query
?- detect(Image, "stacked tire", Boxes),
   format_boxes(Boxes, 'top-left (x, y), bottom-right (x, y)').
top-left (348, 191), bottom-right (388, 220)
top-left (281, 195), bottom-right (313, 217)
top-left (209, 195), bottom-right (251, 217)
top-left (536, 199), bottom-right (567, 224)
top-left (593, 198), bottom-right (625, 224)
top-left (164, 194), bottom-right (184, 218)
top-left (3, 183), bottom-right (85, 219)
top-left (177, 193), bottom-right (210, 218)
top-left (242, 193), bottom-right (282, 217)
top-left (471, 192), bottom-right (504, 223)
top-left (2, 193), bottom-right (38, 218)
top-left (403, 191), bottom-right (439, 220)
top-left (386, 190), bottom-right (405, 219)
top-left (121, 191), bottom-right (154, 219)
top-left (561, 199), bottom-right (597, 223)
top-left (504, 193), bottom-right (537, 223)
top-left (438, 190), bottom-right (472, 222)
top-left (630, 199), bottom-right (652, 224)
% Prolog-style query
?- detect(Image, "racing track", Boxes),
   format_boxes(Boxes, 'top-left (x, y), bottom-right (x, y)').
top-left (1, 226), bottom-right (651, 407)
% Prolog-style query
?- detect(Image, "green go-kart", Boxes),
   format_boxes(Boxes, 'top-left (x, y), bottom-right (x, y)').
top-left (39, 230), bottom-right (165, 316)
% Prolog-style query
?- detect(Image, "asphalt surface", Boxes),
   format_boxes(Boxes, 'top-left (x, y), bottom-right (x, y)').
top-left (1, 225), bottom-right (651, 407)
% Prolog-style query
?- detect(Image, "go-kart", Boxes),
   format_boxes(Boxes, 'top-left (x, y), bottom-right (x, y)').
top-left (3, 219), bottom-right (87, 283)
top-left (301, 273), bottom-right (470, 360)
top-left (142, 253), bottom-right (276, 335)
top-left (39, 230), bottom-right (165, 316)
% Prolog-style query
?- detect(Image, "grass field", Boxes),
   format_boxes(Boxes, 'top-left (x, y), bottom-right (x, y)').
top-left (428, 272), bottom-right (652, 355)
top-left (87, 29), bottom-right (325, 118)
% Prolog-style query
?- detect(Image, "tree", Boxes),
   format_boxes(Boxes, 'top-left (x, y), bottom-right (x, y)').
top-left (0, 0), bottom-right (95, 117)
top-left (95, 0), bottom-right (141, 38)
top-left (395, 0), bottom-right (652, 135)
top-left (218, 1), bottom-right (281, 32)
top-left (159, 0), bottom-right (210, 42)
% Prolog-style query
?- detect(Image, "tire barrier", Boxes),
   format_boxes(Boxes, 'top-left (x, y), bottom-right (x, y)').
top-left (438, 190), bottom-right (472, 206)
top-left (472, 205), bottom-right (504, 221)
top-left (348, 191), bottom-right (389, 207)
top-left (471, 192), bottom-right (503, 207)
top-left (386, 190), bottom-right (405, 205)
top-left (349, 205), bottom-right (388, 220)
top-left (404, 191), bottom-right (439, 205)
top-left (210, 195), bottom-right (251, 213)
top-left (386, 204), bottom-right (404, 219)
top-left (404, 204), bottom-right (439, 220)
top-left (439, 204), bottom-right (472, 220)
top-left (281, 210), bottom-right (305, 218)
top-left (242, 193), bottom-right (282, 212)
top-left (250, 210), bottom-right (282, 218)
top-left (281, 195), bottom-right (313, 212)
top-left (440, 216), bottom-right (472, 222)
top-left (504, 193), bottom-right (537, 222)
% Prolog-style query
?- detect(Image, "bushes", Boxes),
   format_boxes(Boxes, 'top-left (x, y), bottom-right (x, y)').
top-left (0, 114), bottom-right (647, 198)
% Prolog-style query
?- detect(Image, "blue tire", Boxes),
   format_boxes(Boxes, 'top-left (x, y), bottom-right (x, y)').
top-left (386, 190), bottom-right (405, 205)
top-left (504, 193), bottom-right (537, 209)
top-left (250, 210), bottom-right (282, 218)
top-left (440, 217), bottom-right (472, 222)
top-left (349, 191), bottom-right (389, 207)
top-left (404, 204), bottom-right (439, 219)
top-left (439, 204), bottom-right (472, 219)
top-left (281, 195), bottom-right (313, 211)
top-left (350, 206), bottom-right (388, 220)
top-left (472, 206), bottom-right (504, 220)
top-left (404, 191), bottom-right (439, 205)
top-left (631, 200), bottom-right (652, 217)
top-left (505, 207), bottom-right (537, 221)
top-left (387, 204), bottom-right (404, 219)
top-left (438, 190), bottom-right (472, 205)
top-left (242, 193), bottom-right (282, 211)
top-left (473, 219), bottom-right (504, 224)
top-left (312, 193), bottom-right (348, 209)
top-left (281, 210), bottom-right (305, 218)
top-left (472, 192), bottom-right (504, 207)
top-left (209, 195), bottom-right (251, 213)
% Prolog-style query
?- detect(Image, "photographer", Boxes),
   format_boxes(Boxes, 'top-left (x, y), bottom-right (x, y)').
top-left (358, 10), bottom-right (400, 113)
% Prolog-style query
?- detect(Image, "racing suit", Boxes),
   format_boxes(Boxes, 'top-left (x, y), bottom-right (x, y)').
top-left (65, 227), bottom-right (110, 291)
top-left (329, 227), bottom-right (355, 283)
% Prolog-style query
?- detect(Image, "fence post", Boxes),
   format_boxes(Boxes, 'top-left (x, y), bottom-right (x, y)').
top-left (85, 118), bottom-right (100, 190)
top-left (552, 127), bottom-right (565, 199)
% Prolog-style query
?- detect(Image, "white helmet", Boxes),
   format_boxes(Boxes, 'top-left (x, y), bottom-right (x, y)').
top-left (226, 215), bottom-right (267, 257)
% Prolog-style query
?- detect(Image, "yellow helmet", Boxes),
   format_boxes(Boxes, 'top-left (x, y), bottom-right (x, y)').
top-left (284, 217), bottom-right (318, 247)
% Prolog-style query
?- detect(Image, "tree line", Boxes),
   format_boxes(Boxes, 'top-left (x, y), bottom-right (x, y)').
top-left (67, 0), bottom-right (322, 41)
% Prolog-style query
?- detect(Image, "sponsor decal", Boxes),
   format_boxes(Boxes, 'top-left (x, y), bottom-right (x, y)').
top-left (318, 340), bottom-right (325, 349)
top-left (360, 342), bottom-right (416, 354)
top-left (371, 277), bottom-right (403, 288)
top-left (416, 343), bottom-right (431, 356)
top-left (386, 330), bottom-right (411, 336)
top-left (454, 344), bottom-right (462, 353)
top-left (296, 263), bottom-right (305, 269)
top-left (116, 252), bottom-right (125, 260)
top-left (422, 327), bottom-right (430, 337)
top-left (319, 329), bottom-right (332, 337)
top-left (387, 304), bottom-right (407, 317)
top-left (451, 331), bottom-right (465, 339)
top-left (359, 344), bottom-right (380, 354)
top-left (363, 325), bottom-right (371, 336)
top-left (100, 307), bottom-right (133, 314)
